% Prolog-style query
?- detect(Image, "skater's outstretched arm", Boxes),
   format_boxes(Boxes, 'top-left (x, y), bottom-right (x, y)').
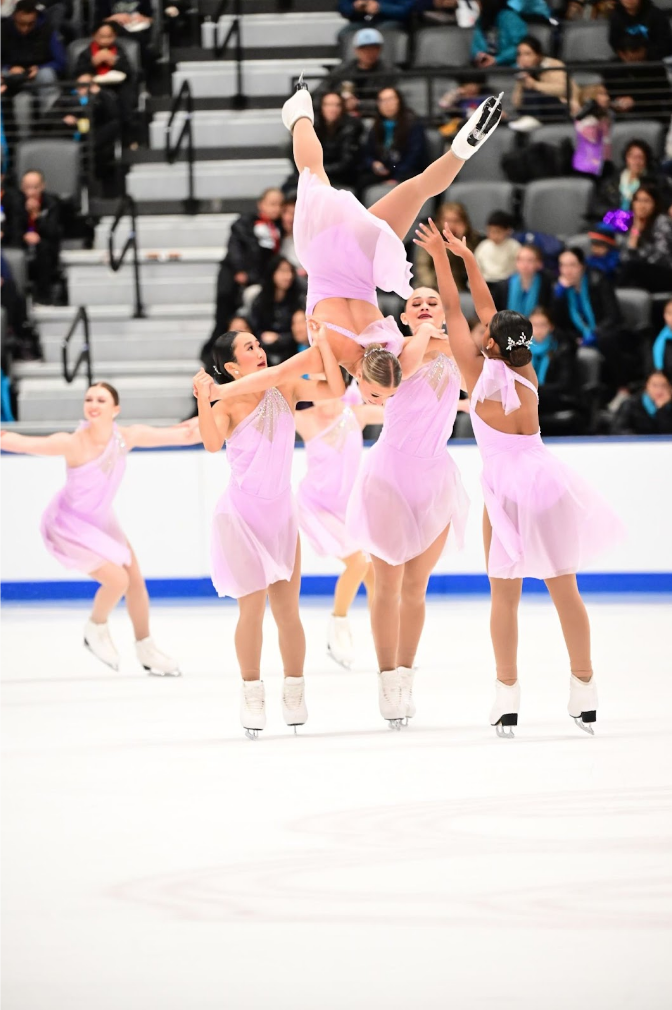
top-left (200, 345), bottom-right (325, 403)
top-left (122, 418), bottom-right (202, 449)
top-left (193, 371), bottom-right (232, 453)
top-left (291, 319), bottom-right (346, 403)
top-left (0, 430), bottom-right (73, 456)
top-left (442, 224), bottom-right (497, 328)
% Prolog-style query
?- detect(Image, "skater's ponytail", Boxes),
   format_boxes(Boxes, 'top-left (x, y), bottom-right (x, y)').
top-left (211, 331), bottom-right (240, 383)
top-left (489, 311), bottom-right (533, 368)
top-left (361, 344), bottom-right (402, 389)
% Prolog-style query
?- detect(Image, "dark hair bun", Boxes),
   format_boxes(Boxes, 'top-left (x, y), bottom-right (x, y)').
top-left (509, 345), bottom-right (533, 367)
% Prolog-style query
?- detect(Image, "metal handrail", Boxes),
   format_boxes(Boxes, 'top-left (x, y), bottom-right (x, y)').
top-left (165, 79), bottom-right (197, 213)
top-left (108, 194), bottom-right (145, 319)
top-left (211, 0), bottom-right (245, 108)
top-left (61, 306), bottom-right (93, 386)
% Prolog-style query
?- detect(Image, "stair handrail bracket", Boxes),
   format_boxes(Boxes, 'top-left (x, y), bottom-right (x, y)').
top-left (61, 306), bottom-right (93, 387)
top-left (108, 193), bottom-right (146, 319)
top-left (212, 0), bottom-right (245, 108)
top-left (165, 79), bottom-right (197, 213)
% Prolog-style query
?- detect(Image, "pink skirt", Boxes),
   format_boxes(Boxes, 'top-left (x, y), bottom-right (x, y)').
top-left (346, 442), bottom-right (469, 566)
top-left (41, 498), bottom-right (131, 574)
top-left (211, 484), bottom-right (298, 599)
top-left (297, 486), bottom-right (360, 560)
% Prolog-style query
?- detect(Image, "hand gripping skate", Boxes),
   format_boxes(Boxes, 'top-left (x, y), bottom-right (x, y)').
top-left (451, 93), bottom-right (504, 161)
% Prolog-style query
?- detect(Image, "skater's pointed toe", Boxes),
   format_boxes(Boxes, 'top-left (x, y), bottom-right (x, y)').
top-left (282, 85), bottom-right (314, 133)
top-left (84, 619), bottom-right (120, 671)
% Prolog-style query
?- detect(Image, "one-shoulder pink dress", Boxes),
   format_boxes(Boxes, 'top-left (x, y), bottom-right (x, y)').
top-left (211, 386), bottom-right (298, 599)
top-left (471, 357), bottom-right (625, 580)
top-left (346, 354), bottom-right (469, 566)
top-left (41, 422), bottom-right (132, 573)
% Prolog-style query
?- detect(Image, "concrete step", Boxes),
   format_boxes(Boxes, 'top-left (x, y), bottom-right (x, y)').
top-left (62, 250), bottom-right (222, 268)
top-left (126, 157), bottom-right (292, 202)
top-left (18, 375), bottom-right (194, 423)
top-left (202, 12), bottom-right (342, 49)
top-left (14, 359), bottom-right (199, 380)
top-left (39, 329), bottom-right (207, 365)
top-left (150, 109), bottom-right (287, 152)
top-left (67, 273), bottom-right (218, 307)
top-left (94, 213), bottom-right (234, 251)
top-left (33, 304), bottom-right (214, 338)
top-left (172, 58), bottom-right (335, 99)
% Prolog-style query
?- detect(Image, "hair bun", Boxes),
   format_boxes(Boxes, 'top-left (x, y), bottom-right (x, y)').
top-left (509, 345), bottom-right (533, 367)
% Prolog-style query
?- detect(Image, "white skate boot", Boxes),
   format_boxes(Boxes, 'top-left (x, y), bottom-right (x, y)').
top-left (241, 680), bottom-right (266, 740)
top-left (84, 619), bottom-right (119, 671)
top-left (281, 73), bottom-right (314, 132)
top-left (399, 666), bottom-right (416, 725)
top-left (327, 615), bottom-right (354, 669)
top-left (490, 679), bottom-right (520, 738)
top-left (282, 676), bottom-right (308, 732)
top-left (378, 669), bottom-right (404, 730)
top-left (135, 637), bottom-right (181, 677)
top-left (568, 674), bottom-right (597, 735)
top-left (451, 93), bottom-right (504, 161)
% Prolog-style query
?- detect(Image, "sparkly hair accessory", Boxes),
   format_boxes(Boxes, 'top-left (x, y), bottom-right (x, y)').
top-left (363, 346), bottom-right (384, 358)
top-left (506, 331), bottom-right (532, 352)
top-left (213, 364), bottom-right (222, 375)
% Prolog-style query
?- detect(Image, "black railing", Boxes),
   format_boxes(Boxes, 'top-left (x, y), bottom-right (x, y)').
top-left (108, 194), bottom-right (145, 319)
top-left (62, 306), bottom-right (93, 387)
top-left (211, 0), bottom-right (245, 108)
top-left (165, 79), bottom-right (197, 214)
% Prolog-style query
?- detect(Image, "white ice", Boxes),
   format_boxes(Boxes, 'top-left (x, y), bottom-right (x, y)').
top-left (2, 596), bottom-right (671, 1010)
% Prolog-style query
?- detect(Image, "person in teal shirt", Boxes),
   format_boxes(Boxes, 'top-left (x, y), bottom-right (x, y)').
top-left (472, 0), bottom-right (529, 66)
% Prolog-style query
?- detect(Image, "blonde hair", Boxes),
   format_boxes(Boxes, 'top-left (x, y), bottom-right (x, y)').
top-left (361, 344), bottom-right (402, 388)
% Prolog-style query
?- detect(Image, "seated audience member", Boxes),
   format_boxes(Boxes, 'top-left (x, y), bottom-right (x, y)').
top-left (530, 305), bottom-right (583, 432)
top-left (613, 370), bottom-right (672, 433)
top-left (474, 210), bottom-right (521, 282)
top-left (590, 138), bottom-right (654, 219)
top-left (649, 298), bottom-right (672, 376)
top-left (1, 252), bottom-right (41, 359)
top-left (322, 28), bottom-right (398, 114)
top-left (618, 184), bottom-right (672, 292)
top-left (279, 197), bottom-right (302, 274)
top-left (471, 0), bottom-right (528, 68)
top-left (338, 0), bottom-right (414, 31)
top-left (361, 87), bottom-right (428, 189)
top-left (417, 0), bottom-right (460, 25)
top-left (608, 0), bottom-right (672, 61)
top-left (512, 36), bottom-right (576, 126)
top-left (2, 169), bottom-right (61, 304)
top-left (248, 256), bottom-right (305, 368)
top-left (491, 243), bottom-right (554, 313)
top-left (438, 72), bottom-right (490, 137)
top-left (414, 202), bottom-right (480, 292)
top-left (212, 187), bottom-right (283, 337)
top-left (572, 85), bottom-right (614, 178)
top-left (1, 0), bottom-right (66, 136)
top-left (59, 75), bottom-right (120, 194)
top-left (291, 308), bottom-right (310, 353)
top-left (75, 22), bottom-right (136, 145)
top-left (585, 223), bottom-right (621, 278)
top-left (604, 35), bottom-right (672, 122)
top-left (96, 0), bottom-right (152, 33)
top-left (284, 92), bottom-right (362, 193)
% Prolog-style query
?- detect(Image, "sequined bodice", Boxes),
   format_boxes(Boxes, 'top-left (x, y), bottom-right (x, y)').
top-left (380, 354), bottom-right (461, 458)
top-left (226, 387), bottom-right (295, 499)
top-left (61, 423), bottom-right (128, 516)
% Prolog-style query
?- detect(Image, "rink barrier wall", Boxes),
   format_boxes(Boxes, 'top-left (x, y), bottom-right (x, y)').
top-left (2, 437), bottom-right (671, 600)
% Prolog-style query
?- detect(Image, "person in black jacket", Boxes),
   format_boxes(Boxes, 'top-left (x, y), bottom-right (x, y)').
top-left (613, 369), bottom-right (672, 433)
top-left (1, 0), bottom-right (66, 138)
top-left (608, 0), bottom-right (672, 61)
top-left (75, 22), bottom-right (136, 146)
top-left (248, 256), bottom-right (305, 368)
top-left (604, 34), bottom-right (672, 123)
top-left (529, 306), bottom-right (584, 434)
top-left (2, 169), bottom-right (61, 304)
top-left (321, 28), bottom-right (398, 115)
top-left (284, 92), bottom-right (362, 195)
top-left (57, 75), bottom-right (121, 195)
top-left (360, 86), bottom-right (428, 192)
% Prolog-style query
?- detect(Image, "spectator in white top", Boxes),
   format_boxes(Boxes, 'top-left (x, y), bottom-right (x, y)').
top-left (474, 210), bottom-right (522, 282)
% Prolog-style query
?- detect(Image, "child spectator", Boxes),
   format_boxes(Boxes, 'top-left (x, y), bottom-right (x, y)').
top-left (474, 210), bottom-right (521, 282)
top-left (608, 0), bottom-right (672, 61)
top-left (650, 298), bottom-right (672, 376)
top-left (613, 370), bottom-right (672, 433)
top-left (572, 84), bottom-right (613, 178)
top-left (438, 72), bottom-right (489, 138)
top-left (585, 224), bottom-right (620, 278)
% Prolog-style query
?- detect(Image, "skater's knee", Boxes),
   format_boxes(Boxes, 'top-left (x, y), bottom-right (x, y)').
top-left (101, 566), bottom-right (129, 595)
top-left (401, 571), bottom-right (429, 605)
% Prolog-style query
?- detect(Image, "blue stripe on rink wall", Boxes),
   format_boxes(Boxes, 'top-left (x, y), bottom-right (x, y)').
top-left (2, 572), bottom-right (671, 601)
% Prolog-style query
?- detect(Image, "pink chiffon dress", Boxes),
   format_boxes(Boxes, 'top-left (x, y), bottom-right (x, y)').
top-left (346, 353), bottom-right (469, 566)
top-left (471, 357), bottom-right (625, 580)
top-left (211, 386), bottom-right (298, 599)
top-left (41, 422), bottom-right (132, 573)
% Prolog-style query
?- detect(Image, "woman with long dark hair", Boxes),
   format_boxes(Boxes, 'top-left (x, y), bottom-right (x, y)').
top-left (361, 87), bottom-right (428, 190)
top-left (618, 183), bottom-right (672, 293)
top-left (284, 91), bottom-right (362, 194)
top-left (248, 255), bottom-right (304, 366)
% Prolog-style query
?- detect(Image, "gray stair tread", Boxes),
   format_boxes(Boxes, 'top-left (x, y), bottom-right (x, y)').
top-left (33, 303), bottom-right (216, 320)
top-left (62, 248), bottom-right (223, 265)
top-left (19, 375), bottom-right (191, 392)
top-left (15, 360), bottom-right (198, 379)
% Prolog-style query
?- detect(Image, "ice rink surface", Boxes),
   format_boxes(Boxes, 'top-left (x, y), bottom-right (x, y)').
top-left (2, 595), bottom-right (671, 1010)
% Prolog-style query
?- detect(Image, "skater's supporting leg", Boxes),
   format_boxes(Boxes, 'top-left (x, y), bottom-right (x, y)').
top-left (545, 574), bottom-right (593, 680)
top-left (236, 589), bottom-right (267, 681)
top-left (90, 561), bottom-right (130, 624)
top-left (370, 555), bottom-right (404, 671)
top-left (368, 150), bottom-right (465, 241)
top-left (484, 508), bottom-right (522, 683)
top-left (292, 118), bottom-right (330, 186)
top-left (123, 547), bottom-right (150, 641)
top-left (363, 565), bottom-right (375, 606)
top-left (333, 551), bottom-right (370, 617)
top-left (268, 539), bottom-right (306, 677)
top-left (397, 525), bottom-right (450, 670)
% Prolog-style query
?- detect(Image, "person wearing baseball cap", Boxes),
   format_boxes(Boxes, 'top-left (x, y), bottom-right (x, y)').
top-left (322, 22), bottom-right (398, 111)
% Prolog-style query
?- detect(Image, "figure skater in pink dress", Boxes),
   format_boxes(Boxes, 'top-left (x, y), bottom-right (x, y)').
top-left (415, 219), bottom-right (625, 736)
top-left (346, 287), bottom-right (470, 728)
top-left (295, 379), bottom-right (383, 669)
top-left (193, 322), bottom-right (345, 739)
top-left (0, 382), bottom-right (202, 675)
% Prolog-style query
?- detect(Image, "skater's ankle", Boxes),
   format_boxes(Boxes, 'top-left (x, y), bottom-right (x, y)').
top-left (571, 670), bottom-right (593, 683)
top-left (497, 675), bottom-right (517, 686)
top-left (242, 673), bottom-right (261, 682)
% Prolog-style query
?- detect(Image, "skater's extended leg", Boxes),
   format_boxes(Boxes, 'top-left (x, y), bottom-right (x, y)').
top-left (545, 574), bottom-right (592, 680)
top-left (333, 551), bottom-right (369, 617)
top-left (370, 555), bottom-right (404, 671)
top-left (90, 561), bottom-right (129, 624)
top-left (398, 525), bottom-right (450, 669)
top-left (123, 547), bottom-right (150, 640)
top-left (268, 539), bottom-right (306, 677)
top-left (292, 117), bottom-right (330, 186)
top-left (236, 589), bottom-right (267, 681)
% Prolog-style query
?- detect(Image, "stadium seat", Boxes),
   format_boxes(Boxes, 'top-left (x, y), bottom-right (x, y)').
top-left (531, 123), bottom-right (575, 149)
top-left (525, 22), bottom-right (554, 54)
top-left (522, 177), bottom-right (594, 237)
top-left (413, 26), bottom-right (474, 67)
top-left (560, 22), bottom-right (613, 62)
top-left (399, 76), bottom-right (457, 117)
top-left (425, 128), bottom-right (445, 165)
top-left (2, 249), bottom-right (27, 296)
top-left (611, 121), bottom-right (665, 166)
top-left (616, 288), bottom-right (652, 332)
top-left (340, 26), bottom-right (409, 65)
top-left (449, 127), bottom-right (515, 182)
top-left (15, 141), bottom-right (81, 204)
top-left (447, 181), bottom-right (515, 232)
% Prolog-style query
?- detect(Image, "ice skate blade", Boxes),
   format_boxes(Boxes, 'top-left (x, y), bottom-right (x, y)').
top-left (470, 93), bottom-right (503, 146)
top-left (296, 71), bottom-right (308, 91)
top-left (142, 664), bottom-right (182, 677)
top-left (244, 728), bottom-right (261, 740)
top-left (495, 724), bottom-right (515, 738)
top-left (572, 715), bottom-right (595, 735)
top-left (83, 638), bottom-right (118, 672)
top-left (387, 719), bottom-right (403, 731)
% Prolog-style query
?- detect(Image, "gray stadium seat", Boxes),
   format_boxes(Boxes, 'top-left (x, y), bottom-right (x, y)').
top-left (532, 123), bottom-right (575, 148)
top-left (399, 76), bottom-right (457, 117)
top-left (525, 22), bottom-right (554, 54)
top-left (459, 290), bottom-right (475, 319)
top-left (425, 128), bottom-right (445, 165)
top-left (2, 249), bottom-right (27, 296)
top-left (15, 140), bottom-right (81, 203)
top-left (616, 288), bottom-right (652, 331)
top-left (66, 35), bottom-right (141, 77)
top-left (446, 181), bottom-right (515, 232)
top-left (560, 22), bottom-right (613, 62)
top-left (521, 177), bottom-right (594, 237)
top-left (449, 127), bottom-right (514, 182)
top-left (611, 121), bottom-right (665, 166)
top-left (340, 27), bottom-right (409, 65)
top-left (413, 26), bottom-right (474, 67)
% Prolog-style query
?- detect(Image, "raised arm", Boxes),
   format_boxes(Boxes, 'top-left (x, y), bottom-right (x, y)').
top-left (122, 418), bottom-right (202, 449)
top-left (397, 321), bottom-right (441, 378)
top-left (0, 430), bottom-right (73, 456)
top-left (203, 345), bottom-right (325, 403)
top-left (443, 224), bottom-right (497, 327)
top-left (291, 319), bottom-right (346, 404)
top-left (193, 371), bottom-right (232, 453)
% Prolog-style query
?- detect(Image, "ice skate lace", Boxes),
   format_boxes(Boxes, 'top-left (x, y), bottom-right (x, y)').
top-left (283, 680), bottom-right (304, 709)
top-left (245, 687), bottom-right (265, 713)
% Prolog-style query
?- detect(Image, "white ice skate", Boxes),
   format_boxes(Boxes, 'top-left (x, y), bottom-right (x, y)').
top-left (135, 636), bottom-right (181, 677)
top-left (241, 680), bottom-right (266, 740)
top-left (399, 666), bottom-right (416, 725)
top-left (451, 93), bottom-right (504, 161)
top-left (490, 679), bottom-right (520, 738)
top-left (327, 615), bottom-right (354, 669)
top-left (84, 619), bottom-right (119, 671)
top-left (378, 669), bottom-right (404, 730)
top-left (281, 73), bottom-right (314, 132)
top-left (568, 674), bottom-right (597, 735)
top-left (282, 676), bottom-right (308, 732)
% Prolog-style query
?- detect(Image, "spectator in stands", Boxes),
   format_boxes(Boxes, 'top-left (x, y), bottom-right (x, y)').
top-left (618, 182), bottom-right (672, 291)
top-left (417, 0), bottom-right (460, 25)
top-left (212, 187), bottom-right (283, 338)
top-left (438, 71), bottom-right (490, 138)
top-left (590, 138), bottom-right (653, 219)
top-left (248, 256), bottom-right (305, 368)
top-left (474, 210), bottom-right (521, 282)
top-left (284, 92), bottom-right (362, 193)
top-left (608, 0), bottom-right (672, 61)
top-left (279, 197), bottom-right (304, 277)
top-left (97, 0), bottom-right (152, 34)
top-left (585, 223), bottom-right (621, 278)
top-left (414, 202), bottom-right (480, 291)
top-left (360, 87), bottom-right (428, 190)
top-left (75, 22), bottom-right (137, 146)
top-left (337, 0), bottom-right (414, 34)
top-left (322, 28), bottom-right (398, 113)
top-left (471, 0), bottom-right (528, 68)
top-left (530, 305), bottom-right (583, 433)
top-left (291, 308), bottom-right (310, 353)
top-left (2, 169), bottom-right (61, 304)
top-left (649, 297), bottom-right (672, 376)
top-left (572, 84), bottom-right (614, 178)
top-left (604, 34), bottom-right (672, 123)
top-left (491, 243), bottom-right (554, 312)
top-left (1, 0), bottom-right (66, 138)
top-left (58, 74), bottom-right (120, 195)
top-left (511, 36), bottom-right (576, 127)
top-left (1, 252), bottom-right (41, 359)
top-left (613, 369), bottom-right (672, 433)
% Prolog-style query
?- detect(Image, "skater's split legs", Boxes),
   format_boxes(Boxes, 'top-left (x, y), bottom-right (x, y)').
top-left (292, 118), bottom-right (330, 186)
top-left (368, 150), bottom-right (464, 242)
top-left (90, 561), bottom-right (129, 626)
top-left (398, 525), bottom-right (450, 670)
top-left (545, 574), bottom-right (593, 680)
top-left (123, 547), bottom-right (150, 641)
top-left (333, 551), bottom-right (370, 617)
top-left (370, 555), bottom-right (404, 671)
top-left (268, 539), bottom-right (306, 677)
top-left (236, 589), bottom-right (267, 681)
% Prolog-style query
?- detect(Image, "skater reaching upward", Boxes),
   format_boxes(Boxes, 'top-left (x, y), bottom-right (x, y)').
top-left (0, 384), bottom-right (202, 675)
top-left (203, 80), bottom-right (503, 408)
top-left (414, 219), bottom-right (625, 736)
top-left (194, 321), bottom-right (345, 739)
